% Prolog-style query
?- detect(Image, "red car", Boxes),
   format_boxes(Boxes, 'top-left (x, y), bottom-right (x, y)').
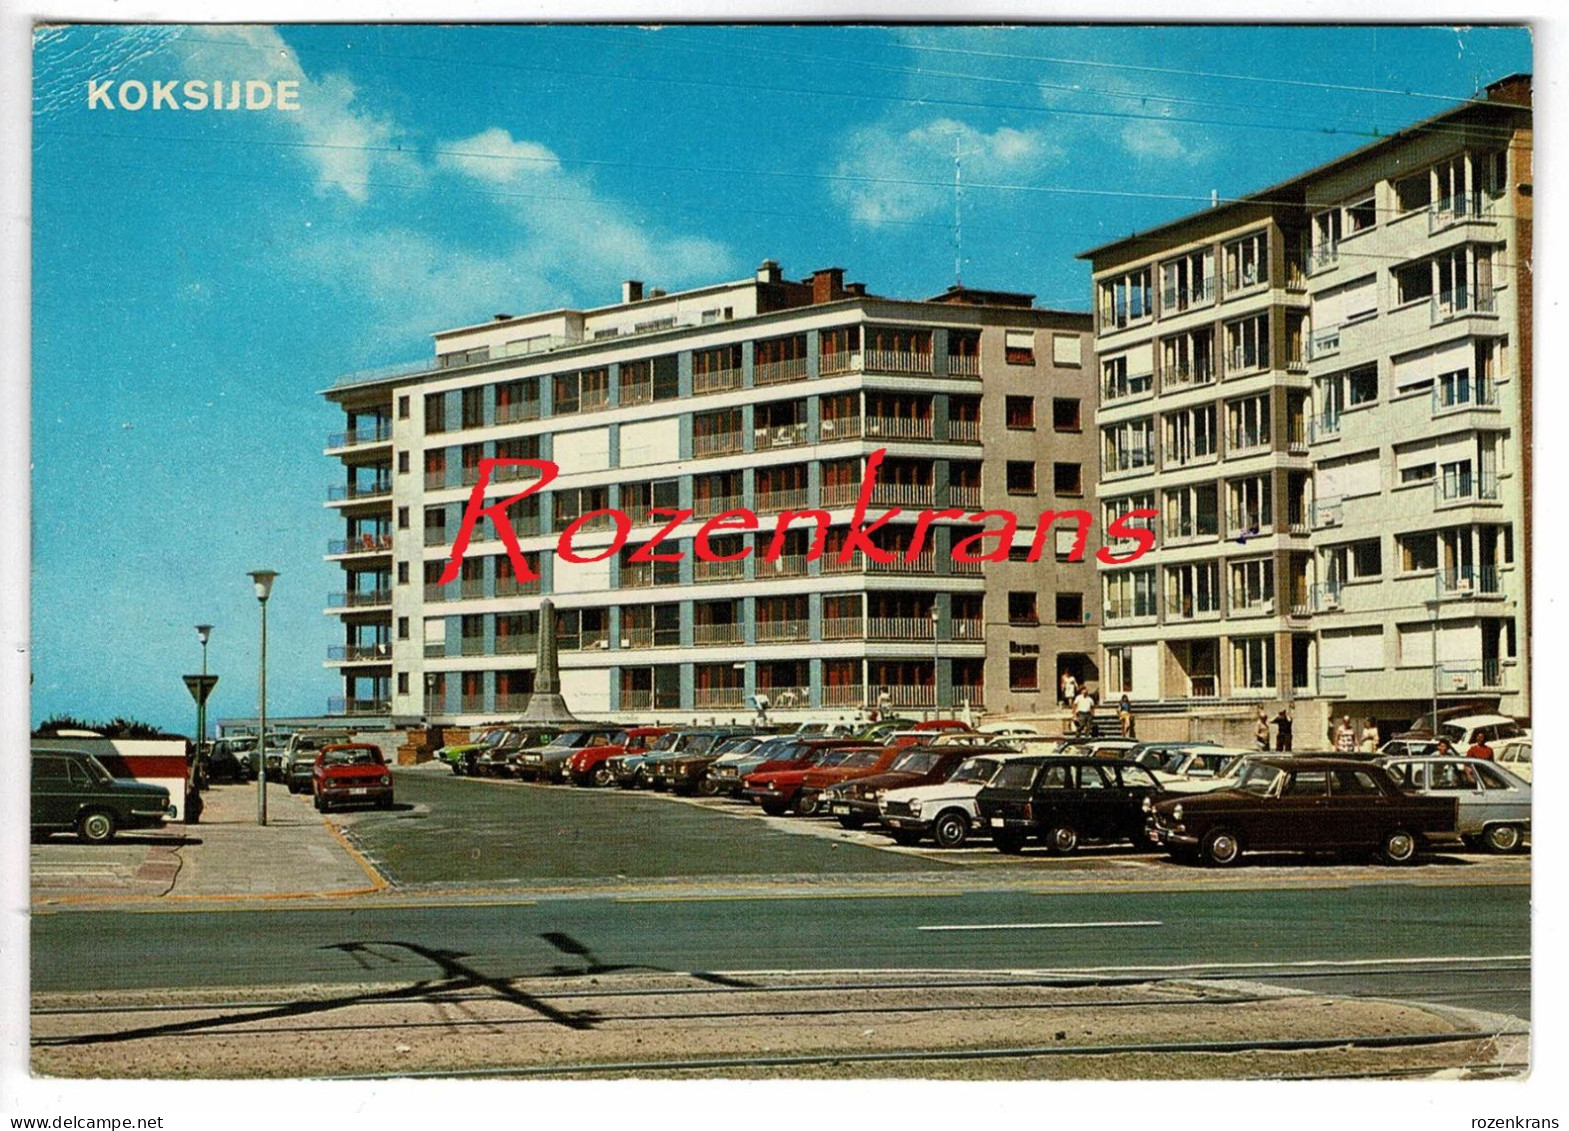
top-left (743, 743), bottom-right (880, 816)
top-left (566, 727), bottom-right (669, 787)
top-left (797, 746), bottom-right (906, 815)
top-left (312, 743), bottom-right (393, 812)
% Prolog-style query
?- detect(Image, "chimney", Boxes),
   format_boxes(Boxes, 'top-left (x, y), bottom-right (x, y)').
top-left (811, 267), bottom-right (846, 305)
top-left (650, 288), bottom-right (667, 298)
top-left (844, 282), bottom-right (866, 297)
top-left (622, 280), bottom-right (644, 303)
top-left (756, 259), bottom-right (782, 284)
top-left (492, 313), bottom-right (511, 322)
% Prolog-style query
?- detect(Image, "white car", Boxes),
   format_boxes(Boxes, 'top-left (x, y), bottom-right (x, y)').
top-left (1493, 737), bottom-right (1532, 782)
top-left (1133, 747), bottom-right (1238, 790)
top-left (1155, 750), bottom-right (1262, 795)
top-left (878, 751), bottom-right (1030, 848)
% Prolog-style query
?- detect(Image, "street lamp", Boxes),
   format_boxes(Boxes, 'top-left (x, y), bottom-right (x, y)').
top-left (248, 570), bottom-right (278, 826)
top-left (194, 623), bottom-right (212, 789)
top-left (930, 604), bottom-right (941, 718)
top-left (1426, 594), bottom-right (1442, 742)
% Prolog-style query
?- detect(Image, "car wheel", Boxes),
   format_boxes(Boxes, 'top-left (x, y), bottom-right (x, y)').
top-left (890, 830), bottom-right (924, 847)
top-left (836, 813), bottom-right (867, 830)
top-left (994, 831), bottom-right (1026, 855)
top-left (1380, 828), bottom-right (1418, 865)
top-left (313, 795), bottom-right (325, 812)
top-left (760, 799), bottom-right (790, 817)
top-left (450, 762), bottom-right (464, 776)
top-left (1484, 824), bottom-right (1523, 854)
top-left (794, 792), bottom-right (821, 817)
top-left (591, 765), bottom-right (613, 788)
top-left (932, 811), bottom-right (970, 849)
top-left (1201, 827), bottom-right (1242, 867)
top-left (697, 778), bottom-right (721, 797)
top-left (1045, 824), bottom-right (1080, 855)
top-left (77, 810), bottom-right (116, 844)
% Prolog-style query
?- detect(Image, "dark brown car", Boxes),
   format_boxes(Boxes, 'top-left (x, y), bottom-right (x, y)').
top-left (1148, 756), bottom-right (1457, 866)
top-left (821, 745), bottom-right (1003, 829)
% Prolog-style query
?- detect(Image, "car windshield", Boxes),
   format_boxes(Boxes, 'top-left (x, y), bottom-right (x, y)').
top-left (835, 751), bottom-right (881, 770)
top-left (651, 733), bottom-right (682, 752)
top-left (890, 750), bottom-right (943, 774)
top-left (1235, 763), bottom-right (1284, 796)
top-left (323, 748), bottom-right (381, 767)
top-left (684, 734), bottom-right (721, 755)
top-left (809, 748), bottom-right (854, 767)
top-left (949, 757), bottom-right (1002, 785)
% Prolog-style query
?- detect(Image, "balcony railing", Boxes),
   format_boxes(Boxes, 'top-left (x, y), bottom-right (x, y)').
top-left (1162, 279), bottom-right (1216, 311)
top-left (1163, 442), bottom-right (1216, 468)
top-left (620, 689), bottom-right (654, 711)
top-left (952, 686), bottom-right (985, 708)
top-left (1309, 242), bottom-right (1338, 272)
top-left (494, 574), bottom-right (542, 597)
top-left (620, 563), bottom-right (654, 589)
top-left (1226, 509), bottom-right (1272, 537)
top-left (329, 533), bottom-right (394, 555)
top-left (1435, 471), bottom-right (1500, 507)
top-left (1438, 565), bottom-right (1503, 597)
top-left (693, 557), bottom-right (747, 583)
top-left (870, 684), bottom-right (937, 708)
top-left (1162, 361), bottom-right (1215, 390)
top-left (754, 422), bottom-right (809, 451)
top-left (756, 619), bottom-right (810, 644)
top-left (496, 634), bottom-right (536, 655)
top-left (328, 590), bottom-right (392, 609)
top-left (1165, 596), bottom-right (1222, 621)
top-left (1431, 285), bottom-right (1496, 325)
top-left (693, 431), bottom-right (744, 458)
top-left (693, 367), bottom-right (743, 395)
top-left (947, 418), bottom-right (981, 443)
top-left (619, 381), bottom-right (654, 407)
top-left (1316, 668), bottom-right (1347, 697)
top-left (693, 494), bottom-right (744, 520)
top-left (819, 350), bottom-right (862, 376)
top-left (1436, 662), bottom-right (1508, 693)
top-left (328, 643), bottom-right (392, 662)
top-left (950, 558), bottom-right (983, 576)
top-left (869, 482), bottom-right (936, 507)
top-left (755, 487), bottom-right (810, 514)
top-left (948, 485), bottom-right (982, 511)
top-left (1434, 377), bottom-right (1499, 414)
top-left (1287, 420), bottom-right (1309, 454)
top-left (820, 483), bottom-right (861, 508)
top-left (328, 482), bottom-right (392, 503)
top-left (1308, 326), bottom-right (1341, 360)
top-left (494, 401), bottom-right (541, 425)
top-left (864, 349), bottom-right (933, 376)
top-left (755, 357), bottom-right (808, 386)
top-left (818, 416), bottom-right (862, 441)
top-left (1228, 428), bottom-right (1269, 455)
top-left (1311, 580), bottom-right (1343, 612)
top-left (492, 462), bottom-right (544, 484)
top-left (952, 618), bottom-right (984, 641)
top-left (1229, 591), bottom-right (1276, 616)
top-left (328, 697), bottom-right (390, 716)
top-left (759, 553), bottom-right (808, 578)
top-left (694, 622), bottom-right (744, 646)
top-left (821, 616), bottom-right (865, 641)
top-left (865, 416), bottom-right (935, 441)
top-left (867, 616), bottom-right (936, 641)
top-left (1103, 599), bottom-right (1159, 623)
top-left (423, 527), bottom-right (448, 547)
top-left (694, 687), bottom-right (747, 708)
top-left (1104, 444), bottom-right (1156, 475)
top-left (821, 684), bottom-right (867, 707)
top-left (327, 422), bottom-right (393, 448)
top-left (1103, 371), bottom-right (1154, 402)
top-left (1428, 191), bottom-right (1499, 235)
top-left (619, 626), bottom-right (654, 649)
top-left (460, 636), bottom-right (486, 657)
top-left (947, 353), bottom-right (981, 378)
top-left (1227, 348), bottom-right (1267, 376)
top-left (1309, 413), bottom-right (1341, 442)
top-left (1163, 518), bottom-right (1217, 542)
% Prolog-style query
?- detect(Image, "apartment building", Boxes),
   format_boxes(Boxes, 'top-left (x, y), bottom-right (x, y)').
top-left (1080, 74), bottom-right (1531, 736)
top-left (323, 262), bottom-right (1097, 725)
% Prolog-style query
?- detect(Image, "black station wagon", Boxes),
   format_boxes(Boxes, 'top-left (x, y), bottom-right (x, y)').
top-left (974, 755), bottom-right (1162, 855)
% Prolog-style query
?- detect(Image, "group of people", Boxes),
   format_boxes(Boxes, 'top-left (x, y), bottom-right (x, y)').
top-left (1058, 672), bottom-right (1136, 739)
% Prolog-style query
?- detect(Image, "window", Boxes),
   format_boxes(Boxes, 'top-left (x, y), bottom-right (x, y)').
top-left (398, 395), bottom-right (410, 420)
top-left (397, 672), bottom-right (409, 695)
top-left (397, 506), bottom-right (409, 530)
top-left (1229, 558), bottom-right (1274, 612)
top-left (397, 561), bottom-right (409, 585)
top-left (1004, 330), bottom-right (1036, 365)
top-left (397, 617), bottom-right (409, 640)
top-left (1008, 657), bottom-right (1039, 691)
top-left (1102, 355), bottom-right (1153, 401)
top-left (424, 393), bottom-right (447, 434)
top-left (1052, 398), bottom-right (1081, 431)
top-left (1399, 532), bottom-right (1439, 572)
top-left (1053, 463), bottom-right (1083, 496)
top-left (1006, 461), bottom-right (1036, 495)
top-left (1098, 268), bottom-right (1153, 330)
top-left (1162, 483), bottom-right (1218, 540)
top-left (1102, 419), bottom-right (1155, 474)
top-left (1163, 405), bottom-right (1216, 467)
top-left (1104, 646), bottom-right (1134, 694)
top-left (1227, 394), bottom-right (1271, 453)
top-left (1225, 314), bottom-right (1269, 373)
top-left (1009, 592), bottom-right (1039, 625)
top-left (1232, 635), bottom-right (1277, 690)
top-left (1055, 593), bottom-right (1084, 624)
top-left (1105, 568), bottom-right (1158, 621)
top-left (1223, 231), bottom-right (1268, 291)
top-left (1393, 261), bottom-right (1435, 306)
top-left (1346, 195), bottom-right (1376, 234)
top-left (1400, 463), bottom-right (1436, 485)
top-left (1052, 334), bottom-right (1082, 367)
top-left (1005, 396), bottom-right (1035, 429)
top-left (1165, 561), bottom-right (1221, 618)
top-left (1348, 364), bottom-right (1378, 407)
top-left (461, 387), bottom-right (485, 429)
top-left (1394, 169), bottom-right (1433, 214)
top-left (1324, 538), bottom-right (1382, 583)
top-left (397, 451), bottom-right (410, 474)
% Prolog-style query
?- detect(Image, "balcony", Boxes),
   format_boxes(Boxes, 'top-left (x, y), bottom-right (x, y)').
top-left (952, 686), bottom-right (985, 708)
top-left (620, 689), bottom-right (654, 710)
top-left (619, 626), bottom-right (654, 649)
top-left (1162, 442), bottom-right (1217, 469)
top-left (952, 618), bottom-right (984, 641)
top-left (1229, 592), bottom-right (1275, 617)
top-left (693, 622), bottom-right (744, 646)
top-left (328, 697), bottom-right (390, 716)
top-left (327, 643), bottom-right (392, 663)
top-left (693, 431), bottom-right (744, 459)
top-left (1434, 378), bottom-right (1499, 415)
top-left (693, 367), bottom-right (743, 396)
top-left (619, 381), bottom-right (654, 407)
top-left (948, 485), bottom-right (981, 511)
top-left (1162, 279), bottom-right (1216, 312)
top-left (818, 416), bottom-right (863, 442)
top-left (694, 686), bottom-right (747, 709)
top-left (822, 616), bottom-right (865, 641)
top-left (755, 357), bottom-right (808, 386)
top-left (755, 487), bottom-right (810, 514)
top-left (492, 692), bottom-right (528, 713)
top-left (867, 616), bottom-right (936, 642)
top-left (492, 462), bottom-right (544, 484)
top-left (1226, 349), bottom-right (1267, 377)
top-left (819, 350), bottom-right (862, 376)
top-left (1226, 509), bottom-right (1272, 538)
top-left (494, 401), bottom-right (541, 425)
top-left (329, 533), bottom-right (394, 556)
top-left (1162, 362), bottom-right (1215, 391)
top-left (754, 422), bottom-right (809, 451)
top-left (327, 422), bottom-right (392, 449)
top-left (869, 482), bottom-right (936, 508)
top-left (496, 634), bottom-right (537, 655)
top-left (1308, 413), bottom-right (1341, 443)
top-left (864, 416), bottom-right (935, 441)
top-left (868, 684), bottom-right (937, 709)
top-left (327, 482), bottom-right (392, 504)
top-left (460, 636), bottom-right (486, 657)
top-left (693, 557), bottom-right (747, 584)
top-left (822, 684), bottom-right (868, 707)
top-left (1103, 599), bottom-right (1158, 625)
top-left (1311, 581), bottom-right (1343, 612)
top-left (820, 483), bottom-right (861, 508)
top-left (947, 418), bottom-right (981, 444)
top-left (1437, 565), bottom-right (1504, 598)
top-left (1166, 596), bottom-right (1222, 622)
top-left (756, 619), bottom-right (810, 644)
top-left (1103, 371), bottom-right (1154, 403)
top-left (1435, 471), bottom-right (1500, 508)
top-left (1286, 420), bottom-right (1309, 454)
top-left (1428, 191), bottom-right (1500, 235)
top-left (1316, 668), bottom-right (1347, 698)
top-left (1309, 242), bottom-right (1338, 274)
top-left (1227, 429), bottom-right (1270, 457)
top-left (620, 563), bottom-right (654, 589)
top-left (693, 494), bottom-right (744, 520)
top-left (947, 353), bottom-right (981, 378)
top-left (760, 553), bottom-right (808, 578)
top-left (825, 547), bottom-right (935, 574)
top-left (494, 573), bottom-right (543, 598)
top-left (1103, 445), bottom-right (1156, 476)
top-left (1431, 286), bottom-right (1496, 326)
top-left (1163, 518), bottom-right (1217, 543)
top-left (1436, 662), bottom-right (1508, 693)
top-left (424, 527), bottom-right (448, 547)
top-left (864, 349), bottom-right (933, 376)
top-left (328, 590), bottom-right (392, 610)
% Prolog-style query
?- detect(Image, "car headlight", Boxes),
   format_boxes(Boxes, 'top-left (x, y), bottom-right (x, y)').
top-left (380, 775), bottom-right (391, 786)
top-left (1172, 803), bottom-right (1184, 822)
top-left (907, 799), bottom-right (922, 816)
top-left (873, 788), bottom-right (886, 801)
top-left (1141, 796), bottom-right (1154, 814)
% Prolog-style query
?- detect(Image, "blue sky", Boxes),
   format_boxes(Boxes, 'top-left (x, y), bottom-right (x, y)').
top-left (28, 24), bottom-right (1532, 732)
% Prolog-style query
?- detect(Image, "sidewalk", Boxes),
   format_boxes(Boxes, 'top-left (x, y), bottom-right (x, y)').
top-left (31, 779), bottom-right (385, 905)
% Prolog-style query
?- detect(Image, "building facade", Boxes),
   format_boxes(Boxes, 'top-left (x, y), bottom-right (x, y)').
top-left (1081, 74), bottom-right (1532, 736)
top-left (324, 263), bottom-right (1098, 726)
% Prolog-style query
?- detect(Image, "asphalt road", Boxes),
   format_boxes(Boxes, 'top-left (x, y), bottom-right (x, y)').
top-left (33, 881), bottom-right (1529, 1020)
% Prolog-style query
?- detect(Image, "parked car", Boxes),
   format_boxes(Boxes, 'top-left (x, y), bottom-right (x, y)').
top-left (879, 750), bottom-right (1033, 848)
top-left (516, 727), bottom-right (632, 783)
top-left (1055, 737), bottom-right (1143, 760)
top-left (705, 736), bottom-right (848, 797)
top-left (478, 727), bottom-right (561, 776)
top-left (742, 745), bottom-right (879, 816)
top-left (1395, 712), bottom-right (1522, 748)
top-left (1379, 755), bottom-right (1531, 853)
top-left (203, 739), bottom-right (246, 783)
top-left (1151, 751), bottom-right (1261, 795)
top-left (1129, 746), bottom-right (1241, 790)
top-left (1148, 756), bottom-right (1457, 866)
top-left (31, 748), bottom-right (175, 843)
top-left (821, 745), bottom-right (985, 829)
top-left (612, 728), bottom-right (749, 790)
top-left (286, 755), bottom-right (319, 795)
top-left (566, 727), bottom-right (669, 787)
top-left (312, 743), bottom-right (394, 812)
top-left (284, 730), bottom-right (353, 776)
top-left (1377, 738), bottom-right (1439, 759)
top-left (796, 746), bottom-right (911, 816)
top-left (1493, 737), bottom-right (1532, 782)
top-left (975, 756), bottom-right (1164, 854)
top-left (434, 728), bottom-right (514, 776)
top-left (651, 730), bottom-right (773, 795)
top-left (212, 737), bottom-right (258, 780)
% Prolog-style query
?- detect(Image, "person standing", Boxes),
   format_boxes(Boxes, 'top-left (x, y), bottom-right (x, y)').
top-left (1072, 688), bottom-right (1096, 737)
top-left (1360, 719), bottom-right (1380, 754)
top-left (1467, 737), bottom-right (1495, 761)
top-left (1334, 715), bottom-right (1358, 754)
top-left (1061, 671), bottom-right (1078, 708)
top-left (1253, 712), bottom-right (1270, 751)
top-left (1117, 694), bottom-right (1135, 738)
top-left (1271, 706), bottom-right (1294, 753)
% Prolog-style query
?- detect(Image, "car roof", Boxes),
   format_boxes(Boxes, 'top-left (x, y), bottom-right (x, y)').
top-left (322, 743), bottom-right (381, 752)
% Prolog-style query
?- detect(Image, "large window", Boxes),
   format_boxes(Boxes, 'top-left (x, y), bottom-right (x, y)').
top-left (1227, 394), bottom-right (1271, 453)
top-left (1102, 419), bottom-right (1155, 475)
top-left (1223, 231), bottom-right (1268, 292)
top-left (1232, 636), bottom-right (1277, 691)
top-left (1098, 268), bottom-right (1153, 330)
top-left (1105, 568), bottom-right (1158, 622)
top-left (1225, 314), bottom-right (1270, 374)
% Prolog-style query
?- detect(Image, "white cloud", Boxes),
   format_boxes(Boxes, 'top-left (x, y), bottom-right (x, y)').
top-left (436, 128), bottom-right (562, 184)
top-left (832, 118), bottom-right (1062, 226)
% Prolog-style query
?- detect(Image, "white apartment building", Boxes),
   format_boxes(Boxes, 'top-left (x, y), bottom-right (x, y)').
top-left (323, 263), bottom-right (1099, 726)
top-left (1080, 74), bottom-right (1531, 738)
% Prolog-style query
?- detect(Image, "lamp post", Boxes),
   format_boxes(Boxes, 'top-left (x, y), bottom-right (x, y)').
top-left (1426, 593), bottom-right (1442, 741)
top-left (194, 623), bottom-right (212, 787)
top-left (930, 604), bottom-right (941, 719)
top-left (248, 570), bottom-right (278, 826)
